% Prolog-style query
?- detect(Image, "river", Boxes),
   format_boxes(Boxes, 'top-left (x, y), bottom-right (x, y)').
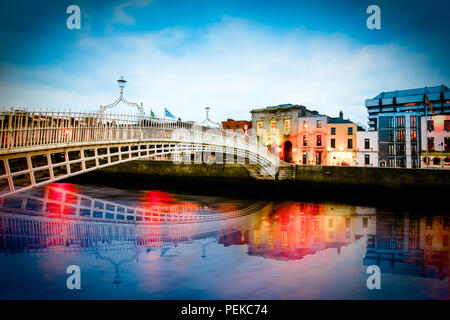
top-left (0, 182), bottom-right (448, 299)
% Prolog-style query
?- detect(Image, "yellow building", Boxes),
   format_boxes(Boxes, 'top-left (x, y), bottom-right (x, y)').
top-left (327, 112), bottom-right (357, 166)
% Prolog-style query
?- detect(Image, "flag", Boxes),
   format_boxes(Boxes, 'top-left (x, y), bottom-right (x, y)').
top-left (425, 95), bottom-right (435, 117)
top-left (164, 107), bottom-right (176, 119)
top-left (150, 109), bottom-right (155, 118)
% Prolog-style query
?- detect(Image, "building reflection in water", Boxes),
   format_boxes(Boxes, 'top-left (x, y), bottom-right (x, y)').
top-left (219, 203), bottom-right (377, 260)
top-left (364, 212), bottom-right (449, 280)
top-left (0, 182), bottom-right (448, 286)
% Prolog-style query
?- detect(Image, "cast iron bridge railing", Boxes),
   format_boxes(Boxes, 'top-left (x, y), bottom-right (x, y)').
top-left (0, 108), bottom-right (279, 197)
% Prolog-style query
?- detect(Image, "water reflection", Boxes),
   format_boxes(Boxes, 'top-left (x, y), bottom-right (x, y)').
top-left (364, 213), bottom-right (448, 280)
top-left (0, 183), bottom-right (448, 299)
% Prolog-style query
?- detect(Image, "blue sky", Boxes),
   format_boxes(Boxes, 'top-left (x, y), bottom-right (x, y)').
top-left (0, 0), bottom-right (449, 125)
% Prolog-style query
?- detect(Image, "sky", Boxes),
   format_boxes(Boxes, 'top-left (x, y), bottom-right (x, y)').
top-left (0, 0), bottom-right (449, 126)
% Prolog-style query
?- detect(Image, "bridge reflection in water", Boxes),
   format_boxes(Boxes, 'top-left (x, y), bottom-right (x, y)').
top-left (0, 183), bottom-right (448, 298)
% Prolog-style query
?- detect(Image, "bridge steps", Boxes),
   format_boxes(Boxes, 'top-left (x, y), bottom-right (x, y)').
top-left (242, 164), bottom-right (274, 180)
top-left (276, 162), bottom-right (296, 180)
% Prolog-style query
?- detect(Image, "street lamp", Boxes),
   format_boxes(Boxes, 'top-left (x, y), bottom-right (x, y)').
top-left (117, 76), bottom-right (127, 93)
top-left (201, 106), bottom-right (221, 128)
top-left (98, 76), bottom-right (145, 117)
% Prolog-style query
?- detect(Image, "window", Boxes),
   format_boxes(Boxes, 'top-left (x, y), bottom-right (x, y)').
top-left (345, 218), bottom-right (351, 228)
top-left (365, 154), bottom-right (370, 165)
top-left (330, 138), bottom-right (335, 148)
top-left (364, 138), bottom-right (370, 149)
top-left (317, 120), bottom-right (322, 128)
top-left (316, 135), bottom-right (322, 146)
top-left (388, 131), bottom-right (394, 142)
top-left (363, 217), bottom-right (368, 228)
top-left (428, 137), bottom-right (434, 151)
top-left (427, 120), bottom-right (434, 131)
top-left (347, 139), bottom-right (353, 149)
top-left (303, 120), bottom-right (308, 129)
top-left (388, 157), bottom-right (395, 167)
top-left (226, 125), bottom-right (231, 130)
top-left (270, 120), bottom-right (277, 134)
top-left (396, 143), bottom-right (406, 156)
top-left (445, 120), bottom-right (450, 132)
top-left (346, 231), bottom-right (351, 240)
top-left (256, 121), bottom-right (263, 136)
top-left (397, 158), bottom-right (406, 168)
top-left (388, 117), bottom-right (395, 128)
top-left (331, 127), bottom-right (336, 135)
top-left (396, 129), bottom-right (405, 142)
top-left (303, 135), bottom-right (308, 146)
top-left (348, 127), bottom-right (353, 135)
top-left (445, 137), bottom-right (450, 152)
top-left (328, 231), bottom-right (334, 239)
top-left (328, 218), bottom-right (333, 228)
top-left (396, 116), bottom-right (405, 128)
top-left (235, 125), bottom-right (240, 132)
top-left (411, 129), bottom-right (417, 142)
top-left (410, 115), bottom-right (417, 128)
top-left (388, 144), bottom-right (394, 155)
top-left (284, 119), bottom-right (291, 135)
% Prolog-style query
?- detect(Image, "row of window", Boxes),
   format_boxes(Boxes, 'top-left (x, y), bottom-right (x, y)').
top-left (388, 143), bottom-right (419, 156)
top-left (385, 129), bottom-right (417, 142)
top-left (383, 116), bottom-right (450, 132)
top-left (330, 127), bottom-right (353, 135)
top-left (387, 156), bottom-right (419, 168)
top-left (427, 137), bottom-right (450, 152)
top-left (301, 121), bottom-right (354, 135)
top-left (302, 136), bottom-right (354, 149)
top-left (386, 115), bottom-right (416, 128)
top-left (428, 119), bottom-right (450, 132)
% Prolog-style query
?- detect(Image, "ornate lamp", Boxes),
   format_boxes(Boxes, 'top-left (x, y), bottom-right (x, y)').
top-left (98, 76), bottom-right (145, 117)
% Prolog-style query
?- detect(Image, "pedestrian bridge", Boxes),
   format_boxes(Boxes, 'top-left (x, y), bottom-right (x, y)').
top-left (0, 108), bottom-right (279, 197)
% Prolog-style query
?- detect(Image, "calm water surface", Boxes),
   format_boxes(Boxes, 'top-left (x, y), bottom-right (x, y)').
top-left (0, 183), bottom-right (448, 299)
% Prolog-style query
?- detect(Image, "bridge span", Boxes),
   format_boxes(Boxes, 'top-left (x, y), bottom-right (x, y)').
top-left (0, 108), bottom-right (279, 197)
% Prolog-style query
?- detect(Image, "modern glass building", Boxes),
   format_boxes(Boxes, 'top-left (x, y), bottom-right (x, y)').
top-left (377, 111), bottom-right (421, 168)
top-left (366, 85), bottom-right (450, 168)
top-left (365, 85), bottom-right (450, 131)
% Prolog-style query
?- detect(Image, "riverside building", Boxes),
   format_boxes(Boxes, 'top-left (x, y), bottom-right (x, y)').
top-left (365, 85), bottom-right (450, 168)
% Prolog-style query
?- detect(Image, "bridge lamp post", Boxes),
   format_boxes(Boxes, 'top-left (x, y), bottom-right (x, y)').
top-left (98, 76), bottom-right (145, 117)
top-left (117, 76), bottom-right (127, 94)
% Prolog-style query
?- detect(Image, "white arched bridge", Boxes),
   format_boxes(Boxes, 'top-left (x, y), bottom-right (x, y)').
top-left (0, 108), bottom-right (279, 197)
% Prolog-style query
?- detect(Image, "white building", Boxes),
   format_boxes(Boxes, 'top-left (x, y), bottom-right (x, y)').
top-left (420, 115), bottom-right (450, 168)
top-left (356, 130), bottom-right (378, 167)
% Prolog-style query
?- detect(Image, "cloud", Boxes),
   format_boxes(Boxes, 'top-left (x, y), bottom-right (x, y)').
top-left (113, 0), bottom-right (152, 25)
top-left (0, 18), bottom-right (448, 126)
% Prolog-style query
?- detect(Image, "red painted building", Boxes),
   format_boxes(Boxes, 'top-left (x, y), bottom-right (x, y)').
top-left (221, 119), bottom-right (251, 135)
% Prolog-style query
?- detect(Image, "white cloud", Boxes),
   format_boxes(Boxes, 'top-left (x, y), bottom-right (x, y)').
top-left (0, 18), bottom-right (448, 126)
top-left (113, 0), bottom-right (152, 25)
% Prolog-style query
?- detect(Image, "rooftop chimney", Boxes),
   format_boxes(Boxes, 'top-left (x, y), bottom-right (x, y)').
top-left (339, 110), bottom-right (343, 119)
